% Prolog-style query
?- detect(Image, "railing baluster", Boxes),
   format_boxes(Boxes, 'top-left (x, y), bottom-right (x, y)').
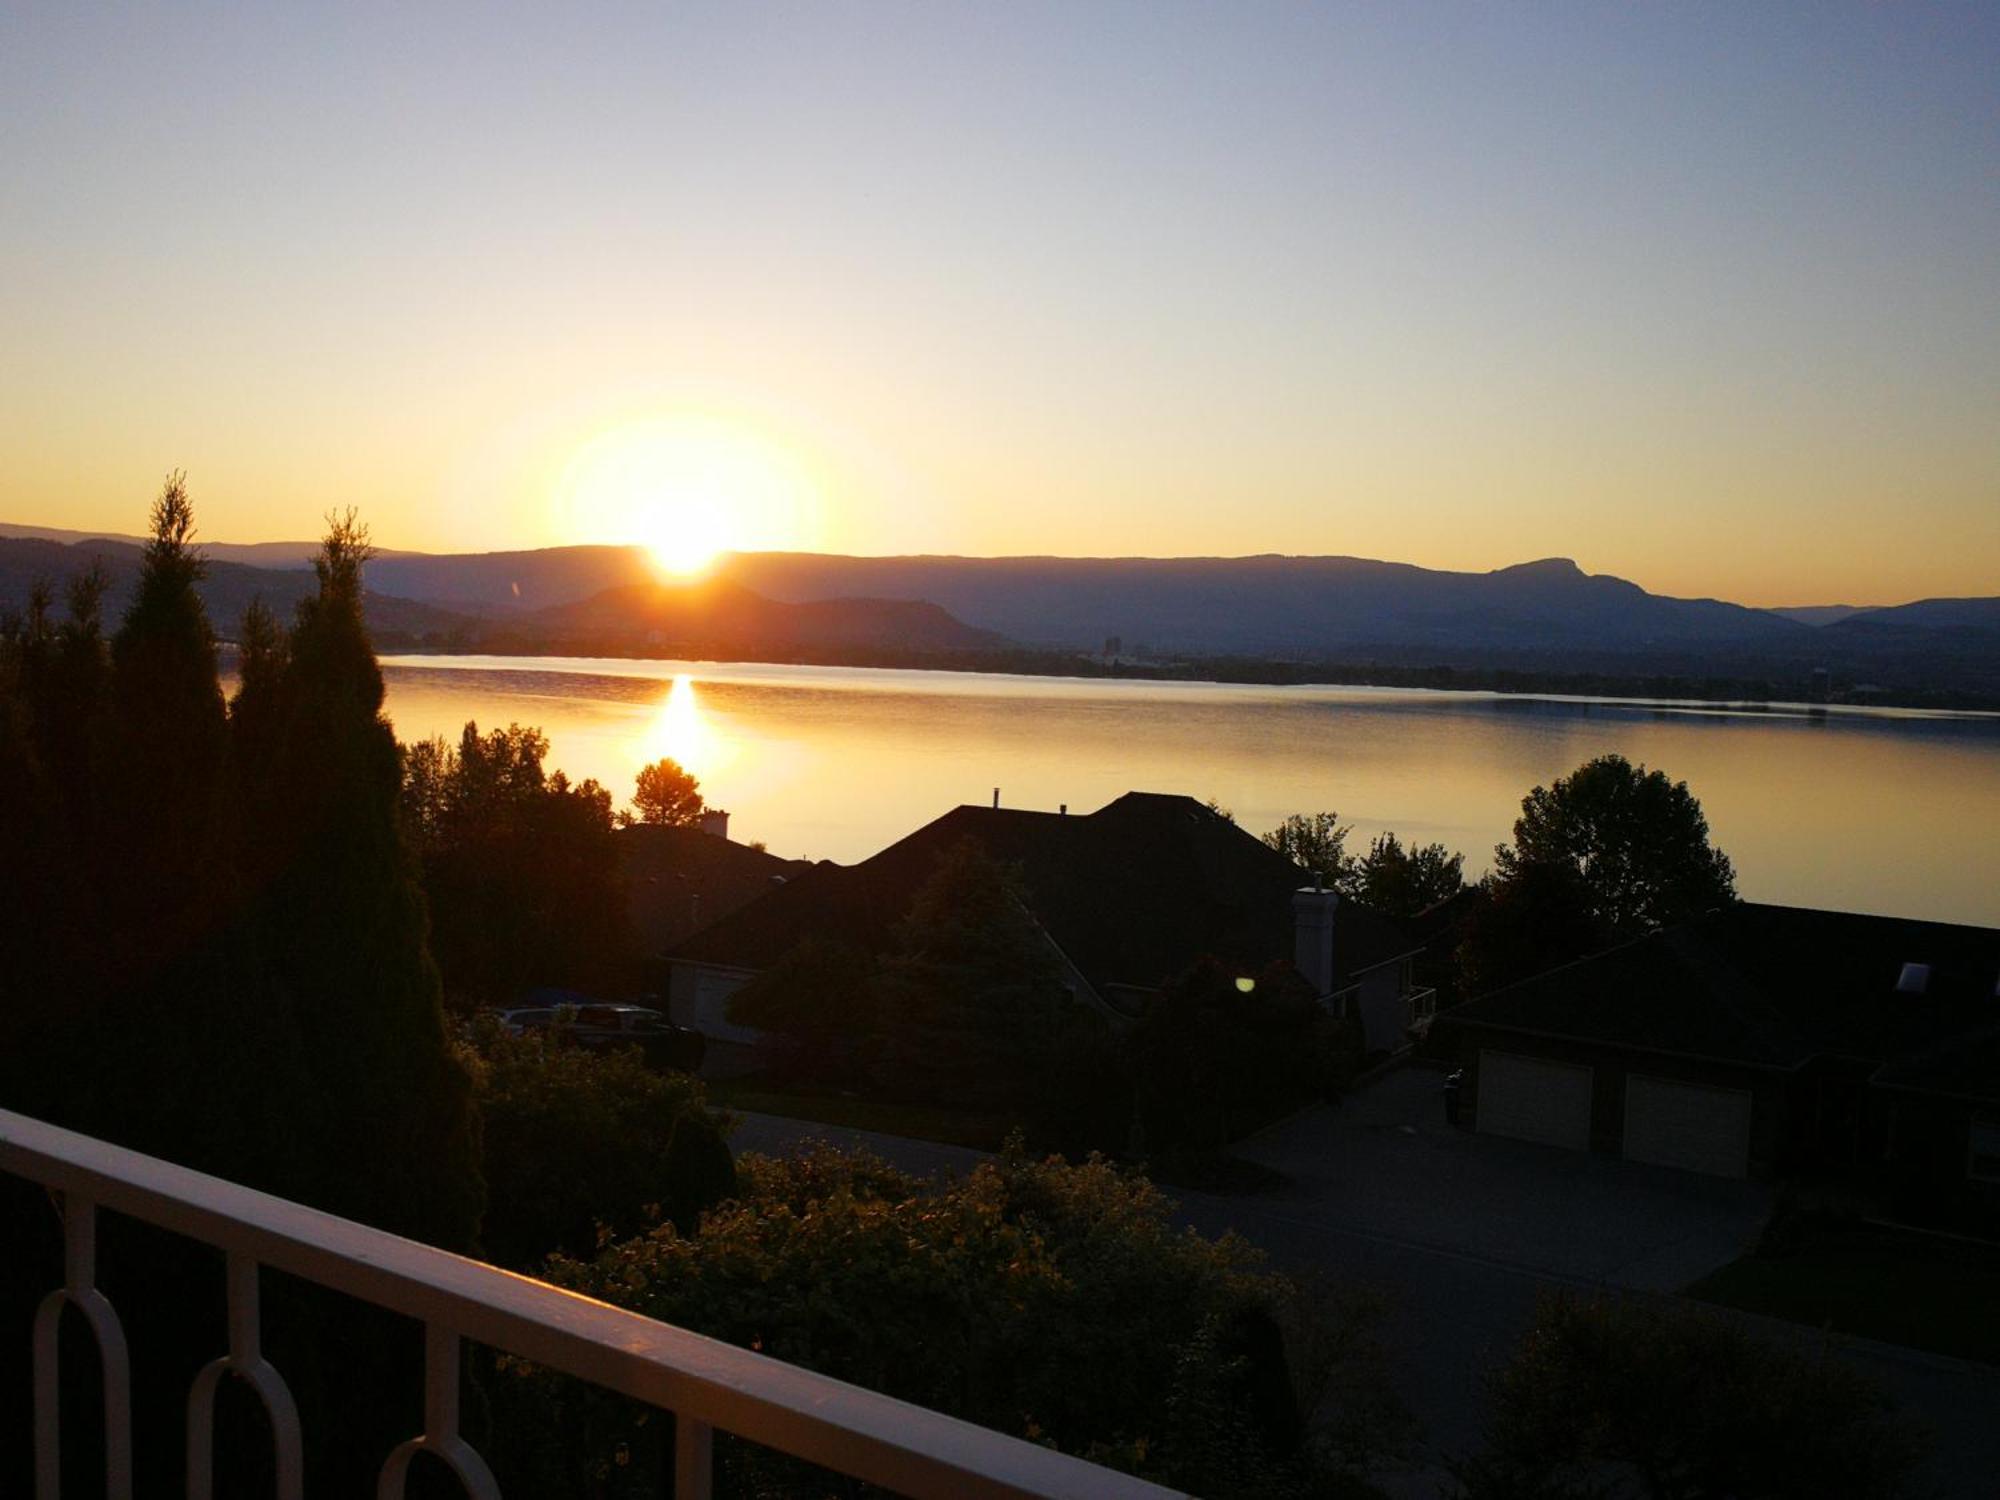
top-left (378, 1321), bottom-right (502, 1499)
top-left (187, 1250), bottom-right (304, 1500)
top-left (673, 1415), bottom-right (714, 1500)
top-left (2, 1105), bottom-right (1190, 1500)
top-left (32, 1191), bottom-right (134, 1500)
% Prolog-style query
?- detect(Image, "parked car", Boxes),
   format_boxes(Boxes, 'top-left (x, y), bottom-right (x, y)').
top-left (479, 999), bottom-right (706, 1074)
top-left (568, 1003), bottom-right (707, 1075)
top-left (489, 1006), bottom-right (562, 1036)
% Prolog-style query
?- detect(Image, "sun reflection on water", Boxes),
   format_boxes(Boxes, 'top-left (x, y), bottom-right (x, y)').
top-left (639, 674), bottom-right (730, 778)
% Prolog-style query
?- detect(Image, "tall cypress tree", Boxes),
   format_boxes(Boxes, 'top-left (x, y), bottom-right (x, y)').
top-left (248, 510), bottom-right (483, 1249)
top-left (87, 473), bottom-right (281, 1176)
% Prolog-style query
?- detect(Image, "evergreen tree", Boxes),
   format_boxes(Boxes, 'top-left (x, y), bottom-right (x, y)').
top-left (246, 509), bottom-right (483, 1247)
top-left (875, 838), bottom-right (1072, 1108)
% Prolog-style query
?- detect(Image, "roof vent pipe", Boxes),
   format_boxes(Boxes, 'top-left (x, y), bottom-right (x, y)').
top-left (992, 787), bottom-right (1000, 809)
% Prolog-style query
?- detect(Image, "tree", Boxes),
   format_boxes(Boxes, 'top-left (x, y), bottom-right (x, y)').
top-left (1493, 755), bottom-right (1736, 941)
top-left (241, 509), bottom-right (482, 1250)
top-left (1352, 832), bottom-right (1465, 917)
top-left (402, 722), bottom-right (634, 1007)
top-left (461, 1019), bottom-right (734, 1269)
top-left (628, 755), bottom-right (705, 827)
top-left (874, 838), bottom-right (1073, 1109)
top-left (1261, 811), bottom-right (1356, 890)
top-left (1451, 1293), bottom-right (1923, 1500)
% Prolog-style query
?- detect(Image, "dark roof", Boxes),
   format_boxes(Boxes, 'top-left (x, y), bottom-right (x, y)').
top-left (667, 792), bottom-right (1417, 994)
top-left (1441, 903), bottom-right (2000, 1081)
top-left (619, 824), bottom-right (814, 956)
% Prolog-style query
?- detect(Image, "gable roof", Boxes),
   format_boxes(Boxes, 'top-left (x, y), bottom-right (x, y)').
top-left (668, 792), bottom-right (1417, 994)
top-left (1440, 902), bottom-right (2000, 1079)
top-left (618, 824), bottom-right (814, 956)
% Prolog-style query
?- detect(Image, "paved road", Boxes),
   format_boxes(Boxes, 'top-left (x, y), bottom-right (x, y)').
top-left (730, 1072), bottom-right (2000, 1498)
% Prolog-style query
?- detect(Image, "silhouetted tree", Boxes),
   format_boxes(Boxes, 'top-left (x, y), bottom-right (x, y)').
top-left (627, 754), bottom-right (705, 827)
top-left (1352, 832), bottom-right (1465, 918)
top-left (401, 721), bottom-right (633, 1006)
top-left (1450, 1293), bottom-right (1923, 1499)
top-left (875, 838), bottom-right (1072, 1108)
top-left (1260, 811), bottom-right (1356, 891)
top-left (244, 510), bottom-right (482, 1247)
top-left (1493, 754), bottom-right (1736, 941)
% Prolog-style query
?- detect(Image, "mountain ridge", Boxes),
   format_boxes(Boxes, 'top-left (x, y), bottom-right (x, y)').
top-left (4, 528), bottom-right (1994, 699)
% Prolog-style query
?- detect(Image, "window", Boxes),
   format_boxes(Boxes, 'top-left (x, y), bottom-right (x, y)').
top-left (1970, 1122), bottom-right (2000, 1184)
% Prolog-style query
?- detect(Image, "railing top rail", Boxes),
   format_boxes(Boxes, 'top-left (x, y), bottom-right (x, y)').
top-left (0, 1107), bottom-right (1187, 1500)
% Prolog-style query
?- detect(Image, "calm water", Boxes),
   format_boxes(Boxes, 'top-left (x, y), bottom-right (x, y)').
top-left (377, 654), bottom-right (2000, 928)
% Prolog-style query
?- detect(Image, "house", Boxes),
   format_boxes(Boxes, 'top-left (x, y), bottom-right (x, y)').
top-left (665, 792), bottom-right (1431, 1068)
top-left (618, 821), bottom-right (813, 975)
top-left (1434, 903), bottom-right (2000, 1213)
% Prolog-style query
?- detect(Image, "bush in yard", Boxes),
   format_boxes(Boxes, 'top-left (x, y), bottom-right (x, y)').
top-left (1449, 1291), bottom-right (1925, 1500)
top-left (462, 1019), bottom-right (736, 1269)
top-left (487, 1143), bottom-right (1406, 1499)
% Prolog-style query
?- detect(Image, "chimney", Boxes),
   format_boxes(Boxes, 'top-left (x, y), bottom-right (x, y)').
top-left (699, 808), bottom-right (730, 840)
top-left (1292, 882), bottom-right (1340, 998)
top-left (992, 787), bottom-right (1000, 809)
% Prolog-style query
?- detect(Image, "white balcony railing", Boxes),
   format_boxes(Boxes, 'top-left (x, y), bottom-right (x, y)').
top-left (0, 1107), bottom-right (1189, 1500)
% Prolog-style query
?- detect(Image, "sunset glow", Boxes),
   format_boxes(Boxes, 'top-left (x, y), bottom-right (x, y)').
top-left (551, 415), bottom-right (818, 577)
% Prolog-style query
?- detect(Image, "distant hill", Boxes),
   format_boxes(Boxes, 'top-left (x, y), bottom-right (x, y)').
top-left (0, 535), bottom-right (999, 659)
top-left (1843, 597), bottom-right (2000, 632)
top-left (366, 545), bottom-right (659, 611)
top-left (1770, 604), bottom-right (1878, 628)
top-left (0, 534), bottom-right (465, 640)
top-left (709, 552), bottom-right (1808, 657)
top-left (0, 521), bottom-right (405, 569)
top-left (525, 579), bottom-right (1004, 655)
top-left (5, 527), bottom-right (1996, 701)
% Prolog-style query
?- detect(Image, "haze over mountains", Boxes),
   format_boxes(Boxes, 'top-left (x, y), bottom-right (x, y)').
top-left (3, 523), bottom-right (1995, 700)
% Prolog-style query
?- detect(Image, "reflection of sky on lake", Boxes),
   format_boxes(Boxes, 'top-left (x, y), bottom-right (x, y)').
top-left (377, 655), bottom-right (2000, 926)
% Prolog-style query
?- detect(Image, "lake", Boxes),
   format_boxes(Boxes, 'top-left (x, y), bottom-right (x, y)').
top-left (377, 654), bottom-right (2000, 928)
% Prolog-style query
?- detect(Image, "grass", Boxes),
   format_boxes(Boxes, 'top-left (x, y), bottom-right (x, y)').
top-left (708, 1080), bottom-right (1015, 1152)
top-left (1688, 1223), bottom-right (2000, 1366)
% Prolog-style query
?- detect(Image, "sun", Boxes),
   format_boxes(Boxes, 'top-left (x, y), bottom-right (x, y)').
top-left (552, 413), bottom-right (817, 578)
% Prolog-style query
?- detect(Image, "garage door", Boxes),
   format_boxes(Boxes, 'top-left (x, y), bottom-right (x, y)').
top-left (1623, 1075), bottom-right (1751, 1178)
top-left (1477, 1051), bottom-right (1593, 1151)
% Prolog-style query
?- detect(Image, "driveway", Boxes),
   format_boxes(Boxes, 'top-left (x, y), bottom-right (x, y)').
top-left (1227, 1063), bottom-right (1772, 1290)
top-left (728, 1070), bottom-right (2000, 1498)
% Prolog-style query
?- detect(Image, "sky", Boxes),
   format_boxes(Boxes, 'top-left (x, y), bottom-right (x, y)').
top-left (3, 3), bottom-right (1996, 606)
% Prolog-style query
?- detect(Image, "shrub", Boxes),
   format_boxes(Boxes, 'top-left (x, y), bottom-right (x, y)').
top-left (1450, 1292), bottom-right (1924, 1500)
top-left (489, 1143), bottom-right (1405, 1498)
top-left (463, 1019), bottom-right (736, 1269)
